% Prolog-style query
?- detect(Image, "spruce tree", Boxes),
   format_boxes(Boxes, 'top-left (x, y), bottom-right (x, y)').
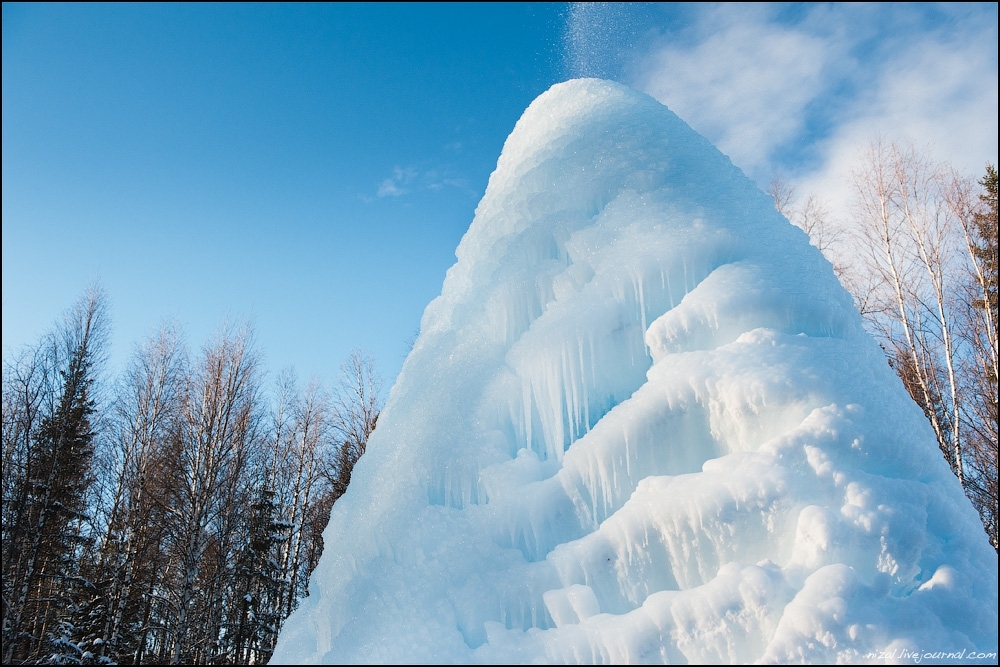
top-left (972, 164), bottom-right (998, 337)
top-left (227, 486), bottom-right (289, 664)
top-left (2, 289), bottom-right (106, 664)
top-left (968, 164), bottom-right (999, 550)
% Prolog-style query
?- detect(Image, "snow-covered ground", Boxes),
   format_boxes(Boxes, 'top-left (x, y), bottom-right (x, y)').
top-left (270, 79), bottom-right (998, 665)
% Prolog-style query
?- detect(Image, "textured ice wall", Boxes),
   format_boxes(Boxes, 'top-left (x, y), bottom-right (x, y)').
top-left (271, 79), bottom-right (998, 664)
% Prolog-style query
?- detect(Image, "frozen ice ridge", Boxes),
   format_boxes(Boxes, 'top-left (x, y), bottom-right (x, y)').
top-left (271, 79), bottom-right (998, 664)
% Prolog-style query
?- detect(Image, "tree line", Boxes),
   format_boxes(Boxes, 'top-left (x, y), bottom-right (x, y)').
top-left (772, 147), bottom-right (998, 552)
top-left (2, 293), bottom-right (382, 665)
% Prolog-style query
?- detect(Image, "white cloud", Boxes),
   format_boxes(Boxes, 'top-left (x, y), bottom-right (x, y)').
top-left (570, 2), bottom-right (998, 212)
top-left (376, 166), bottom-right (417, 198)
top-left (631, 5), bottom-right (834, 180)
top-left (376, 179), bottom-right (408, 198)
top-left (796, 15), bottom-right (999, 218)
top-left (373, 165), bottom-right (474, 200)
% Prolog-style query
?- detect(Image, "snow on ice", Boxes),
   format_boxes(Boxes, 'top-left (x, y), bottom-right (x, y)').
top-left (270, 79), bottom-right (998, 664)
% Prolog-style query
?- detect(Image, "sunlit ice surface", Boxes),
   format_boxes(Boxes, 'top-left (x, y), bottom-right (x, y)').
top-left (271, 79), bottom-right (998, 665)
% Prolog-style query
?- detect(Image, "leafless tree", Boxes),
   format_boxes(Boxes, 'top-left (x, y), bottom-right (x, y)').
top-left (281, 377), bottom-right (335, 612)
top-left (163, 320), bottom-right (263, 665)
top-left (847, 139), bottom-right (966, 484)
top-left (767, 177), bottom-right (796, 219)
top-left (83, 322), bottom-right (186, 663)
top-left (327, 349), bottom-right (384, 502)
top-left (769, 177), bottom-right (843, 259)
top-left (256, 371), bottom-right (337, 619)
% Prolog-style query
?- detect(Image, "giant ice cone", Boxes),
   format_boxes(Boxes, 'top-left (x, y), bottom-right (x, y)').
top-left (271, 79), bottom-right (998, 664)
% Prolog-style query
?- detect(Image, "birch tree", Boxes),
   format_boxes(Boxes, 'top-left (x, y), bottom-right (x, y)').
top-left (848, 139), bottom-right (964, 481)
top-left (276, 377), bottom-right (335, 613)
top-left (328, 349), bottom-right (383, 502)
top-left (844, 144), bottom-right (1000, 551)
top-left (80, 323), bottom-right (186, 664)
top-left (163, 321), bottom-right (262, 665)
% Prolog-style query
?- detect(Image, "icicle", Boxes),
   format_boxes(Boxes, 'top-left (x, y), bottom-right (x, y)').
top-left (522, 378), bottom-right (533, 454)
top-left (579, 337), bottom-right (590, 434)
top-left (637, 271), bottom-right (647, 337)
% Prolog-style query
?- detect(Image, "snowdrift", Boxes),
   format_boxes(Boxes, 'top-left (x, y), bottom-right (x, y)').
top-left (271, 79), bottom-right (998, 664)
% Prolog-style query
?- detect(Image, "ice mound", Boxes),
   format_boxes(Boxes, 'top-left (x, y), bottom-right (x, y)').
top-left (271, 79), bottom-right (997, 664)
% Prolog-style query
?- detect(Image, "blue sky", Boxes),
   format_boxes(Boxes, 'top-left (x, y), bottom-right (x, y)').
top-left (3, 3), bottom-right (997, 387)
